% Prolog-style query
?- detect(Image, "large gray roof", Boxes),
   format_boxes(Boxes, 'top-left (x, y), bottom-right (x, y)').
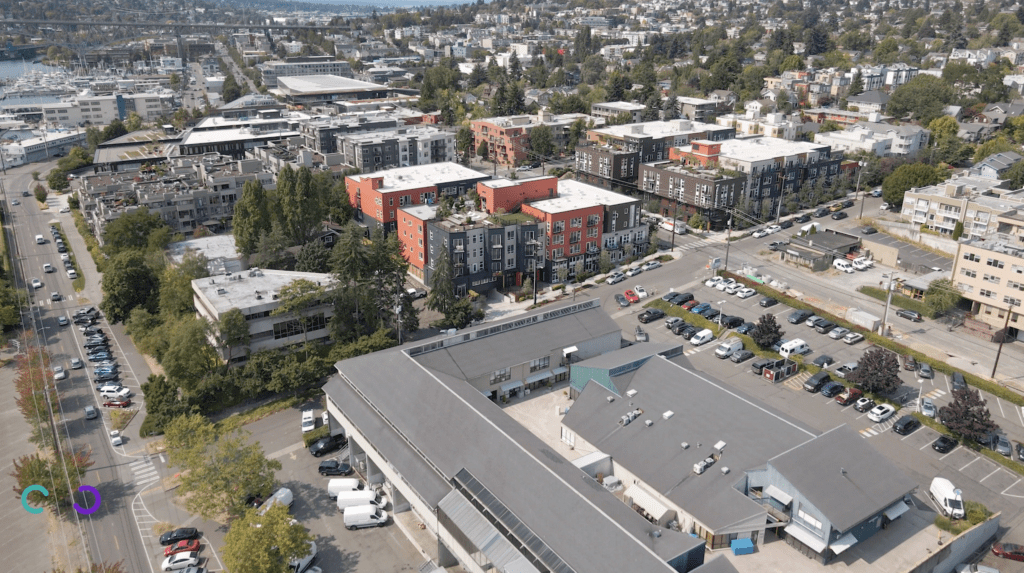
top-left (769, 424), bottom-right (917, 533)
top-left (562, 355), bottom-right (817, 531)
top-left (327, 304), bottom-right (702, 573)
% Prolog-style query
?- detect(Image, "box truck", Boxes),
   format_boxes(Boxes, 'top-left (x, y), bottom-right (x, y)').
top-left (930, 477), bottom-right (964, 519)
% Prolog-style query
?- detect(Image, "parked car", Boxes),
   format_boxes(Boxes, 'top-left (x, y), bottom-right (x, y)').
top-left (625, 267), bottom-right (643, 277)
top-left (614, 293), bottom-right (629, 307)
top-left (719, 315), bottom-right (744, 328)
top-left (606, 272), bottom-right (626, 285)
top-left (814, 320), bottom-right (836, 334)
top-left (663, 292), bottom-right (685, 304)
top-left (690, 302), bottom-right (711, 314)
top-left (736, 287), bottom-right (756, 299)
top-left (820, 381), bottom-right (845, 398)
top-left (992, 543), bottom-right (1024, 562)
top-left (836, 388), bottom-right (863, 406)
top-left (309, 434), bottom-right (347, 457)
top-left (831, 211), bottom-right (848, 220)
top-left (952, 372), bottom-right (967, 392)
top-left (700, 308), bottom-right (721, 321)
top-left (795, 214), bottom-right (812, 223)
top-left (724, 283), bottom-right (742, 295)
top-left (301, 410), bottom-right (316, 433)
top-left (162, 552), bottom-right (200, 571)
top-left (318, 459), bottom-right (354, 476)
top-left (917, 363), bottom-right (934, 379)
top-left (164, 539), bottom-right (201, 557)
top-left (814, 207), bottom-right (830, 218)
top-left (932, 435), bottom-right (959, 453)
top-left (804, 315), bottom-right (823, 327)
top-left (634, 285), bottom-right (649, 299)
top-left (835, 362), bottom-right (859, 379)
top-left (624, 290), bottom-right (640, 304)
top-left (638, 308), bottom-right (666, 323)
top-left (665, 317), bottom-right (684, 329)
top-left (102, 398), bottom-right (132, 408)
top-left (860, 226), bottom-right (878, 235)
top-left (779, 219), bottom-right (794, 229)
top-left (854, 398), bottom-right (876, 413)
top-left (704, 276), bottom-right (723, 288)
top-left (868, 404), bottom-right (897, 422)
top-left (681, 300), bottom-right (699, 311)
top-left (893, 416), bottom-right (921, 435)
top-left (671, 321), bottom-right (692, 335)
top-left (57, 316), bottom-right (69, 326)
top-left (995, 434), bottom-right (1012, 457)
top-left (788, 310), bottom-right (814, 324)
top-left (641, 260), bottom-right (662, 271)
top-left (752, 229), bottom-right (769, 238)
top-left (730, 350), bottom-right (754, 363)
top-left (760, 297), bottom-right (778, 308)
top-left (896, 309), bottom-right (924, 322)
top-left (715, 278), bottom-right (737, 291)
top-left (902, 355), bottom-right (917, 371)
top-left (736, 322), bottom-right (756, 335)
top-left (921, 398), bottom-right (936, 418)
top-left (811, 355), bottom-right (835, 368)
top-left (828, 327), bottom-right (850, 340)
top-left (678, 326), bottom-right (700, 340)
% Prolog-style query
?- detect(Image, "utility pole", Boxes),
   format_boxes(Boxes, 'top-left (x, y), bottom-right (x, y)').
top-left (991, 303), bottom-right (1019, 379)
top-left (879, 272), bottom-right (897, 336)
top-left (722, 217), bottom-right (732, 274)
top-left (855, 160), bottom-right (868, 220)
top-left (670, 194), bottom-right (679, 251)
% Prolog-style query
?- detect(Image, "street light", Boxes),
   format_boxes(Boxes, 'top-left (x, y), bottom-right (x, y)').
top-left (716, 299), bottom-right (726, 331)
top-left (855, 160), bottom-right (868, 220)
top-left (879, 272), bottom-right (898, 336)
top-left (991, 301), bottom-right (1021, 379)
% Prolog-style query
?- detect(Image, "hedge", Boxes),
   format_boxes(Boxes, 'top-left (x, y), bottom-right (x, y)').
top-left (303, 425), bottom-right (329, 447)
top-left (721, 271), bottom-right (1024, 408)
top-left (50, 223), bottom-right (85, 292)
top-left (857, 285), bottom-right (936, 319)
top-left (72, 210), bottom-right (106, 273)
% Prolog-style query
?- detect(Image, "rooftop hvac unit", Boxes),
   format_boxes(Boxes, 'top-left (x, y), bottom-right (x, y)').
top-left (644, 420), bottom-right (653, 427)
top-left (662, 411), bottom-right (674, 420)
top-left (681, 442), bottom-right (689, 449)
top-left (216, 288), bottom-right (227, 295)
top-left (693, 460), bottom-right (708, 474)
top-left (606, 396), bottom-right (615, 403)
top-left (626, 389), bottom-right (638, 398)
top-left (620, 415), bottom-right (631, 426)
top-left (720, 467), bottom-right (730, 475)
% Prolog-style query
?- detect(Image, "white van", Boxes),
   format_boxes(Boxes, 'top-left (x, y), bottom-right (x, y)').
top-left (327, 478), bottom-right (364, 500)
top-left (690, 329), bottom-right (715, 346)
top-left (714, 338), bottom-right (743, 359)
top-left (289, 541), bottom-right (317, 573)
top-left (833, 259), bottom-right (854, 273)
top-left (343, 504), bottom-right (388, 530)
top-left (35, 234), bottom-right (44, 244)
top-left (930, 477), bottom-right (965, 519)
top-left (659, 220), bottom-right (687, 235)
top-left (336, 489), bottom-right (387, 512)
top-left (258, 487), bottom-right (294, 515)
top-left (779, 339), bottom-right (811, 357)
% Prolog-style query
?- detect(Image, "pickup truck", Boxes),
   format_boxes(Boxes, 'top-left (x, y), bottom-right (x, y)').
top-left (835, 387), bottom-right (863, 406)
top-left (836, 362), bottom-right (859, 379)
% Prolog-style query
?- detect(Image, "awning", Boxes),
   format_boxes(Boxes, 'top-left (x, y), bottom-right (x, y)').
top-left (730, 538), bottom-right (754, 555)
top-left (765, 485), bottom-right (793, 506)
top-left (830, 532), bottom-right (858, 555)
top-left (563, 345), bottom-right (578, 355)
top-left (499, 380), bottom-right (523, 394)
top-left (437, 491), bottom-right (540, 573)
top-left (551, 366), bottom-right (568, 376)
top-left (624, 484), bottom-right (670, 521)
top-left (526, 370), bottom-right (553, 384)
top-left (883, 500), bottom-right (910, 521)
top-left (784, 523), bottom-right (827, 553)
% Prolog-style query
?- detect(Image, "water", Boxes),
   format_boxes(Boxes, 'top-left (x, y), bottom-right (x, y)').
top-left (0, 60), bottom-right (61, 81)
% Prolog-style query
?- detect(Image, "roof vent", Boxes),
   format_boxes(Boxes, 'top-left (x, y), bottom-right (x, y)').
top-left (606, 396), bottom-right (615, 403)
top-left (216, 288), bottom-right (227, 295)
top-left (256, 294), bottom-right (262, 299)
top-left (720, 467), bottom-right (730, 475)
top-left (625, 389), bottom-right (638, 398)
top-left (714, 440), bottom-right (727, 452)
top-left (681, 442), bottom-right (689, 449)
top-left (644, 419), bottom-right (653, 427)
top-left (662, 410), bottom-right (674, 420)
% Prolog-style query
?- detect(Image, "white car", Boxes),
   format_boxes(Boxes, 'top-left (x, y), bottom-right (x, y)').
top-left (70, 358), bottom-right (83, 369)
top-left (161, 552), bottom-right (200, 571)
top-left (301, 409), bottom-right (315, 433)
top-left (606, 272), bottom-right (626, 285)
top-left (766, 225), bottom-right (782, 234)
top-left (843, 332), bottom-right (865, 344)
top-left (59, 206), bottom-right (70, 213)
top-left (110, 430), bottom-right (123, 447)
top-left (868, 404), bottom-right (897, 423)
top-left (853, 256), bottom-right (873, 269)
top-left (724, 283), bottom-right (742, 295)
top-left (716, 278), bottom-right (737, 291)
top-left (752, 229), bottom-right (769, 238)
top-left (30, 278), bottom-right (42, 289)
top-left (634, 286), bottom-right (649, 299)
top-left (322, 411), bottom-right (329, 426)
top-left (641, 260), bottom-right (662, 271)
top-left (704, 276), bottom-right (723, 288)
top-left (61, 253), bottom-right (70, 262)
top-left (625, 267), bottom-right (643, 277)
top-left (53, 366), bottom-right (67, 381)
top-left (43, 263), bottom-right (54, 273)
top-left (852, 259), bottom-right (870, 271)
top-left (880, 202), bottom-right (890, 211)
top-left (828, 327), bottom-right (850, 340)
top-left (736, 287), bottom-right (756, 299)
top-left (101, 387), bottom-right (131, 400)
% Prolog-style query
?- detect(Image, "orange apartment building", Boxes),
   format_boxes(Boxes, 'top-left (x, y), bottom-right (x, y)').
top-left (476, 175), bottom-right (558, 213)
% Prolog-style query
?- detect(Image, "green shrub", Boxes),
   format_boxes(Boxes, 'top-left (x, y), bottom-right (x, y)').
top-left (964, 500), bottom-right (992, 525)
top-left (551, 284), bottom-right (565, 291)
top-left (302, 425), bottom-right (329, 447)
top-left (857, 285), bottom-right (936, 319)
top-left (34, 185), bottom-right (47, 204)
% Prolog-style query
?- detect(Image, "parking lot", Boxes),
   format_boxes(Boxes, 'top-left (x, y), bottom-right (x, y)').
top-left (859, 232), bottom-right (954, 273)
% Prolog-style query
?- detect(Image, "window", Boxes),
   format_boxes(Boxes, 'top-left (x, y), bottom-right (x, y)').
top-left (553, 234), bottom-right (564, 245)
top-left (529, 356), bottom-right (550, 372)
top-left (984, 274), bottom-right (1001, 285)
top-left (961, 268), bottom-right (976, 278)
top-left (981, 288), bottom-right (996, 299)
top-left (570, 217), bottom-right (582, 228)
top-left (797, 509), bottom-right (822, 531)
top-left (964, 252), bottom-right (981, 263)
top-left (1009, 280), bottom-right (1024, 292)
top-left (987, 258), bottom-right (1005, 269)
top-left (957, 282), bottom-right (974, 293)
top-left (553, 221), bottom-right (565, 233)
top-left (1004, 296), bottom-right (1022, 307)
top-left (569, 231), bottom-right (581, 243)
top-left (490, 367), bottom-right (511, 384)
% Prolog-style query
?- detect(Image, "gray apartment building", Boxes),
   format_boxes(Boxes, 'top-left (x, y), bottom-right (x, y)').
top-left (338, 126), bottom-right (455, 173)
top-left (638, 161), bottom-right (747, 230)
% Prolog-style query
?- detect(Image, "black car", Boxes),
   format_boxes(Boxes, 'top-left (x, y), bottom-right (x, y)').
top-left (932, 435), bottom-right (959, 454)
top-left (814, 207), bottom-right (830, 218)
top-left (842, 199), bottom-right (855, 208)
top-left (831, 211), bottom-right (848, 220)
top-left (779, 219), bottom-right (794, 229)
top-left (674, 292), bottom-right (695, 305)
top-left (614, 293), bottom-right (629, 307)
top-left (679, 326), bottom-right (699, 340)
top-left (861, 226), bottom-right (878, 235)
top-left (736, 322), bottom-right (755, 335)
top-left (671, 321), bottom-right (692, 335)
top-left (701, 308), bottom-right (721, 321)
top-left (638, 309), bottom-right (666, 323)
top-left (318, 459), bottom-right (353, 476)
top-left (73, 316), bottom-right (95, 326)
top-left (896, 309), bottom-right (923, 322)
top-left (812, 355), bottom-right (835, 368)
top-left (893, 415), bottom-right (920, 435)
top-left (309, 434), bottom-right (347, 457)
top-left (82, 327), bottom-right (104, 337)
top-left (951, 372), bottom-right (967, 392)
top-left (84, 340), bottom-right (109, 349)
top-left (719, 315), bottom-right (744, 328)
top-left (95, 371), bottom-right (119, 382)
top-left (75, 306), bottom-right (99, 318)
top-left (159, 527), bottom-right (199, 546)
top-left (760, 297), bottom-right (778, 308)
top-left (795, 214), bottom-right (811, 223)
top-left (663, 292), bottom-right (685, 305)
top-left (820, 381), bottom-right (845, 398)
top-left (1016, 441), bottom-right (1024, 461)
top-left (788, 309), bottom-right (814, 324)
top-left (730, 349), bottom-right (754, 363)
top-left (814, 320), bottom-right (836, 334)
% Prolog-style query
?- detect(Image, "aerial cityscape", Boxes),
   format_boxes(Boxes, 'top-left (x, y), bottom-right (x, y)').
top-left (8, 0), bottom-right (1024, 572)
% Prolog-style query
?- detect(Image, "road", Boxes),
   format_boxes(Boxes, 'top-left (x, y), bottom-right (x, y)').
top-left (1, 162), bottom-right (161, 573)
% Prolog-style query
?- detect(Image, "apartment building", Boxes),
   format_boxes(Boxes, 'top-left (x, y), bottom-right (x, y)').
top-left (193, 269), bottom-right (335, 364)
top-left (177, 127), bottom-right (302, 159)
top-left (952, 236), bottom-right (1024, 340)
top-left (676, 96), bottom-right (719, 122)
top-left (576, 119), bottom-right (735, 190)
top-left (814, 121), bottom-right (929, 158)
top-left (901, 176), bottom-right (1024, 240)
top-left (845, 91), bottom-right (890, 114)
top-left (638, 161), bottom-right (747, 230)
top-left (590, 101), bottom-right (646, 124)
top-left (347, 162), bottom-right (492, 235)
top-left (714, 110), bottom-right (799, 140)
top-left (337, 125), bottom-right (455, 172)
top-left (259, 57), bottom-right (354, 88)
top-left (471, 111), bottom-right (600, 167)
top-left (520, 179), bottom-right (646, 280)
top-left (671, 137), bottom-right (844, 220)
top-left (40, 93), bottom-right (169, 127)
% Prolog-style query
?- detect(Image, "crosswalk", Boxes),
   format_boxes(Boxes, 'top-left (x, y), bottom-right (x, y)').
top-left (923, 388), bottom-right (947, 400)
top-left (129, 456), bottom-right (160, 487)
top-left (676, 239), bottom-right (715, 254)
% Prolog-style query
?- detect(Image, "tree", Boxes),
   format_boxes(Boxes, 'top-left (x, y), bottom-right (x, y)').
top-left (223, 505), bottom-right (314, 573)
top-left (100, 251), bottom-right (159, 323)
top-left (162, 317), bottom-right (221, 392)
top-left (939, 387), bottom-right (999, 444)
top-left (159, 251), bottom-right (210, 317)
top-left (973, 136), bottom-right (1019, 163)
top-left (468, 63), bottom-right (487, 88)
top-left (1004, 160), bottom-right (1024, 189)
top-left (598, 250), bottom-right (614, 274)
top-left (50, 562), bottom-right (128, 573)
top-left (11, 451), bottom-right (91, 512)
top-left (926, 278), bottom-right (962, 316)
top-left (477, 141), bottom-right (488, 160)
top-left (218, 308), bottom-right (251, 363)
top-left (426, 248), bottom-right (457, 317)
top-left (846, 347), bottom-right (901, 395)
top-left (272, 279), bottom-right (327, 360)
top-left (233, 181), bottom-right (273, 257)
top-left (952, 221), bottom-right (964, 240)
top-left (170, 72), bottom-right (181, 89)
top-left (294, 240), bottom-right (330, 273)
top-left (751, 313), bottom-right (784, 349)
top-left (882, 163), bottom-right (947, 205)
top-left (277, 166), bottom-right (326, 246)
top-left (101, 119), bottom-right (128, 142)
top-left (886, 75), bottom-right (954, 125)
top-left (456, 127), bottom-right (474, 157)
top-left (530, 124), bottom-right (554, 157)
top-left (101, 208), bottom-right (169, 257)
top-left (508, 52), bottom-right (522, 81)
top-left (125, 112), bottom-right (143, 132)
top-left (45, 169), bottom-right (68, 191)
top-left (252, 224), bottom-right (290, 270)
top-left (688, 213), bottom-right (707, 230)
top-left (663, 96), bottom-right (680, 120)
top-left (848, 71), bottom-right (864, 96)
top-left (139, 374), bottom-right (193, 436)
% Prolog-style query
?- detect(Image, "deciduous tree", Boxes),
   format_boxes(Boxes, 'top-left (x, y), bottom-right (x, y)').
top-left (925, 278), bottom-right (962, 316)
top-left (159, 251), bottom-right (210, 317)
top-left (223, 505), bottom-right (314, 573)
top-left (101, 208), bottom-right (169, 257)
top-left (100, 251), bottom-right (159, 323)
top-left (529, 123), bottom-right (554, 157)
top-left (847, 347), bottom-right (901, 395)
top-left (218, 308), bottom-right (251, 363)
top-left (162, 316), bottom-right (221, 392)
top-left (233, 181), bottom-right (273, 257)
top-left (940, 387), bottom-right (999, 444)
top-left (272, 279), bottom-right (327, 359)
top-left (886, 74), bottom-right (954, 125)
top-left (882, 163), bottom-right (947, 205)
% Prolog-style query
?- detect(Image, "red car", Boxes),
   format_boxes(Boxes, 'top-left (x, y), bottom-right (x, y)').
top-left (624, 290), bottom-right (640, 304)
top-left (102, 398), bottom-right (132, 408)
top-left (681, 300), bottom-right (700, 311)
top-left (993, 543), bottom-right (1024, 561)
top-left (164, 539), bottom-right (201, 557)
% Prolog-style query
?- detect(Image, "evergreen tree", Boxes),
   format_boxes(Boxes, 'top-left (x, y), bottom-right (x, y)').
top-left (427, 248), bottom-right (457, 318)
top-left (468, 63), bottom-right (487, 88)
top-left (848, 72), bottom-right (864, 96)
top-left (233, 181), bottom-right (272, 257)
top-left (662, 96), bottom-right (680, 120)
top-left (508, 52), bottom-right (522, 81)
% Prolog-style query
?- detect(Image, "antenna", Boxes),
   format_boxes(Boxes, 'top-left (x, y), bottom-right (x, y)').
top-left (840, 467), bottom-right (847, 476)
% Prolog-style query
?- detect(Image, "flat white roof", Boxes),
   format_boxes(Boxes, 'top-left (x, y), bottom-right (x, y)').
top-left (690, 137), bottom-right (829, 163)
top-left (180, 127), bottom-right (300, 145)
top-left (591, 119), bottom-right (728, 140)
top-left (528, 179), bottom-right (635, 214)
top-left (193, 269), bottom-right (333, 315)
top-left (168, 235), bottom-right (240, 264)
top-left (593, 101), bottom-right (646, 111)
top-left (341, 125), bottom-right (447, 144)
top-left (277, 75), bottom-right (386, 94)
top-left (676, 96), bottom-right (715, 105)
top-left (349, 162), bottom-right (488, 193)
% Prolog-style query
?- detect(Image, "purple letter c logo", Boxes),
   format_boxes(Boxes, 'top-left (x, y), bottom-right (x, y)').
top-left (73, 485), bottom-right (101, 515)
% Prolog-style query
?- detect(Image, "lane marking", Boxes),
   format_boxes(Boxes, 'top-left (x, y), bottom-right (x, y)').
top-left (980, 467), bottom-right (1002, 483)
top-left (1002, 479), bottom-right (1022, 495)
top-left (940, 446), bottom-right (960, 461)
top-left (960, 457), bottom-right (980, 471)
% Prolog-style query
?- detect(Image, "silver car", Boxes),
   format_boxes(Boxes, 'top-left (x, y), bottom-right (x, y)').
top-left (995, 434), bottom-right (1012, 457)
top-left (920, 398), bottom-right (936, 418)
top-left (828, 327), bottom-right (850, 340)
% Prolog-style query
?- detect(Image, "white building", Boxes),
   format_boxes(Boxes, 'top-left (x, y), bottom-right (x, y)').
top-left (814, 121), bottom-right (929, 158)
top-left (715, 110), bottom-right (800, 140)
top-left (193, 268), bottom-right (335, 364)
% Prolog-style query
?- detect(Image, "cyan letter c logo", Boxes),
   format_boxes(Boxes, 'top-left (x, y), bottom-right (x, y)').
top-left (21, 485), bottom-right (48, 514)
